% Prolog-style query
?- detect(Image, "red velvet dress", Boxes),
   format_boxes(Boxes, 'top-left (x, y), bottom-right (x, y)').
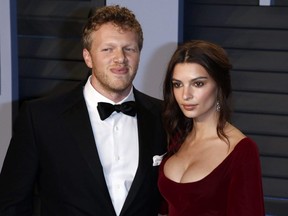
top-left (158, 137), bottom-right (265, 216)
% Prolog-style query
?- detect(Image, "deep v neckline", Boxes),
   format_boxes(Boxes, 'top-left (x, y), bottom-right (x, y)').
top-left (162, 137), bottom-right (248, 184)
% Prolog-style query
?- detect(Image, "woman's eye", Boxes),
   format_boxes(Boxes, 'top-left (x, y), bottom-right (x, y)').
top-left (172, 82), bottom-right (181, 88)
top-left (194, 81), bottom-right (204, 87)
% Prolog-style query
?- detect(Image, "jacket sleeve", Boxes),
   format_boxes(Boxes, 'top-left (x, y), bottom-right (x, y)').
top-left (0, 102), bottom-right (38, 216)
top-left (227, 139), bottom-right (265, 216)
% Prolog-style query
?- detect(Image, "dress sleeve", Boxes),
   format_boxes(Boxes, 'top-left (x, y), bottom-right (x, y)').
top-left (227, 139), bottom-right (265, 216)
top-left (0, 102), bottom-right (38, 215)
top-left (158, 197), bottom-right (168, 215)
top-left (158, 156), bottom-right (169, 215)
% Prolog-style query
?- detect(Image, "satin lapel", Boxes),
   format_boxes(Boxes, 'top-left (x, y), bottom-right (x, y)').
top-left (61, 90), bottom-right (115, 214)
top-left (120, 92), bottom-right (155, 214)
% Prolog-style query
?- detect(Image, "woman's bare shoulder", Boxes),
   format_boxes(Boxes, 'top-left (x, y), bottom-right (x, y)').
top-left (225, 123), bottom-right (246, 151)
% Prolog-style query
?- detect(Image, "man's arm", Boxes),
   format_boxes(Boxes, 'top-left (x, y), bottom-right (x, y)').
top-left (0, 102), bottom-right (38, 215)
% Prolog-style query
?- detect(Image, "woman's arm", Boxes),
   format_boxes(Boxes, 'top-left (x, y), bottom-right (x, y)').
top-left (227, 139), bottom-right (265, 216)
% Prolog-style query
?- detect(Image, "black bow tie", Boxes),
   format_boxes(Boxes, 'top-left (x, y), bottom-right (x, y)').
top-left (97, 101), bottom-right (137, 120)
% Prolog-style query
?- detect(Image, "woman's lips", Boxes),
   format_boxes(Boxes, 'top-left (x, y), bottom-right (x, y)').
top-left (182, 104), bottom-right (197, 111)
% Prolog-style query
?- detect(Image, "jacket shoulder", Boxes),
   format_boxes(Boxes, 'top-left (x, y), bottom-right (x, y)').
top-left (133, 88), bottom-right (163, 107)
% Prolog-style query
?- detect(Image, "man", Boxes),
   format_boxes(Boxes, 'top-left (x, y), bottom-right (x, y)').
top-left (0, 5), bottom-right (166, 216)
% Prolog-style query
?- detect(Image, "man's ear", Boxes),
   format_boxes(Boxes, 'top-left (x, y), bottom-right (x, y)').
top-left (83, 49), bottom-right (92, 68)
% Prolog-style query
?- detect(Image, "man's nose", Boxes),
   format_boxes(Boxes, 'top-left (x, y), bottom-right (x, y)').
top-left (113, 49), bottom-right (126, 63)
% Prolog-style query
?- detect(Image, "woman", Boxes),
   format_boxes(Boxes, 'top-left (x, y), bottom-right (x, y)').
top-left (158, 40), bottom-right (265, 215)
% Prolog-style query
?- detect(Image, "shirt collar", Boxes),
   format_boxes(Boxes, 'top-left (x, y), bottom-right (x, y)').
top-left (84, 76), bottom-right (135, 109)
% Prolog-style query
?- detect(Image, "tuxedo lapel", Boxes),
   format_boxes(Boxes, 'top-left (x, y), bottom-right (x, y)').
top-left (120, 89), bottom-right (160, 215)
top-left (61, 86), bottom-right (115, 214)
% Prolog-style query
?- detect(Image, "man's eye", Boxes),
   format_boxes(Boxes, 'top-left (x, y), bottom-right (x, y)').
top-left (124, 47), bottom-right (136, 52)
top-left (102, 48), bottom-right (112, 52)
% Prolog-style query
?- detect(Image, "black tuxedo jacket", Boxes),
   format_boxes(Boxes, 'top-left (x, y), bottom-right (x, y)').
top-left (0, 83), bottom-right (167, 216)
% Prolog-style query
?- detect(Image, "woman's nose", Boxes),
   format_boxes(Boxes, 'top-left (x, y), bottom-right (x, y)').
top-left (183, 86), bottom-right (193, 101)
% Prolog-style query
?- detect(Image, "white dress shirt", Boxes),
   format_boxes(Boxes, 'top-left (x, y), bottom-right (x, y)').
top-left (83, 76), bottom-right (139, 216)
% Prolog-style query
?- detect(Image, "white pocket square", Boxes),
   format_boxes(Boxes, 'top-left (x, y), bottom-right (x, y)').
top-left (152, 153), bottom-right (166, 166)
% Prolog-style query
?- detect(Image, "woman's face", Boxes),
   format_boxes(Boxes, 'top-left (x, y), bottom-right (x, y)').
top-left (172, 63), bottom-right (218, 122)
